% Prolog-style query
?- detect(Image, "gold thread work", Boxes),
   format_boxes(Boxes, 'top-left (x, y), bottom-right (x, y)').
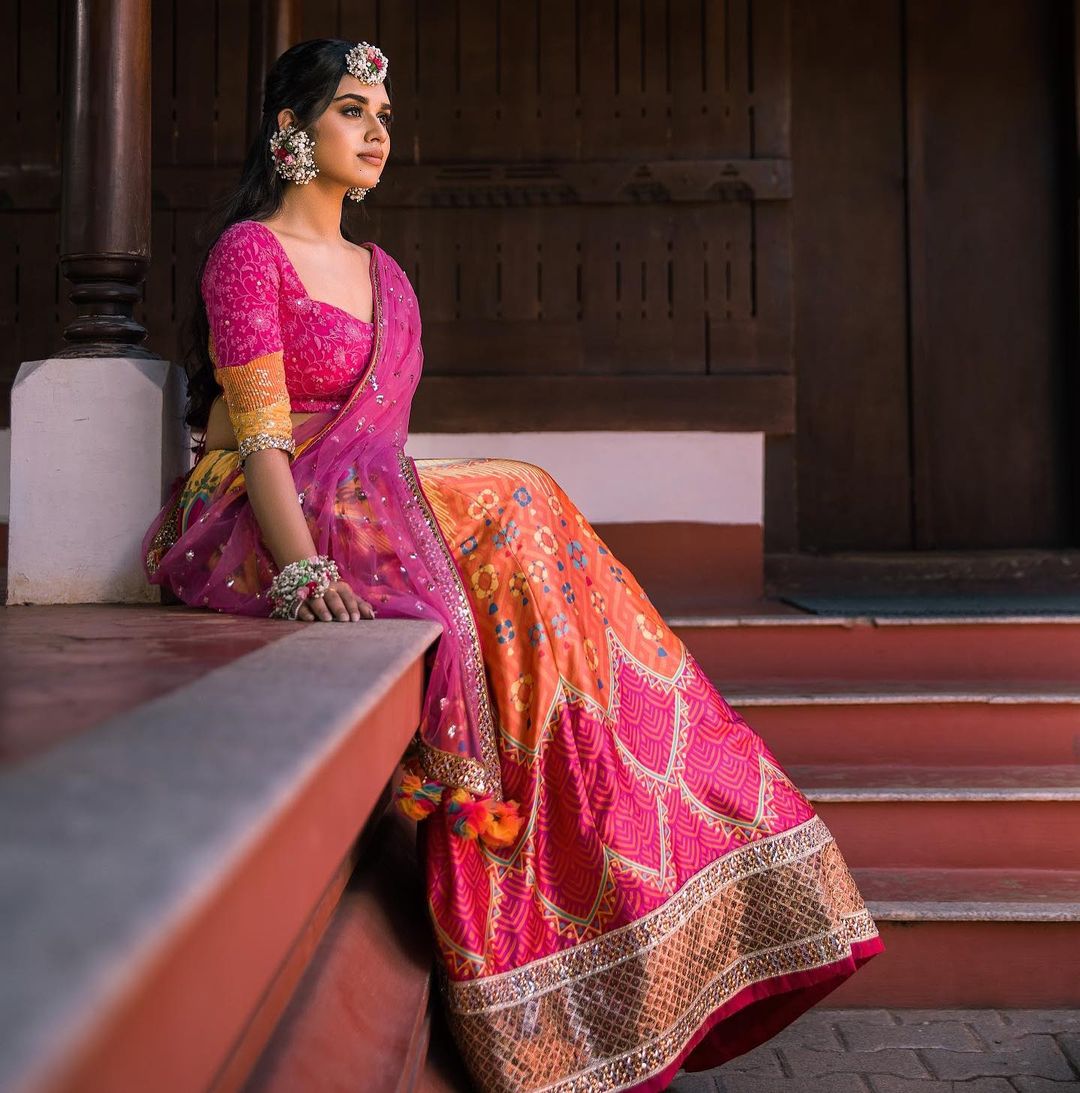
top-left (214, 352), bottom-right (294, 458)
top-left (440, 815), bottom-right (881, 1093)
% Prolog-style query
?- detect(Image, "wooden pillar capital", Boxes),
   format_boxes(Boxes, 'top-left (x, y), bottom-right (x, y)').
top-left (55, 0), bottom-right (160, 359)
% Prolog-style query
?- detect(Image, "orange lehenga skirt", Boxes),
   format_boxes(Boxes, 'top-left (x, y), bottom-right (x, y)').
top-left (177, 449), bottom-right (884, 1093)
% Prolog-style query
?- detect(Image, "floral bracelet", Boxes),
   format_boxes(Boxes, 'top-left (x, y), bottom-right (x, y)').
top-left (268, 554), bottom-right (341, 619)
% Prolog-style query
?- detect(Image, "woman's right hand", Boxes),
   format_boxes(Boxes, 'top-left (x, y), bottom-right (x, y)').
top-left (297, 578), bottom-right (376, 622)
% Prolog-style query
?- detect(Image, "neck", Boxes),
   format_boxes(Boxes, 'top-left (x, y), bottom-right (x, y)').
top-left (275, 182), bottom-right (349, 244)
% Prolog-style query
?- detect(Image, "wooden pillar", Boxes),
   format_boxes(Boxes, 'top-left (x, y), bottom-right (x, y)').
top-left (247, 0), bottom-right (303, 143)
top-left (1074, 0), bottom-right (1080, 402)
top-left (54, 0), bottom-right (159, 360)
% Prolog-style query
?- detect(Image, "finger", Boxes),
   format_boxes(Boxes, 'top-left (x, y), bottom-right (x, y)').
top-left (336, 586), bottom-right (362, 622)
top-left (309, 593), bottom-right (333, 622)
top-left (323, 589), bottom-right (350, 622)
top-left (296, 602), bottom-right (315, 622)
top-left (359, 599), bottom-right (376, 620)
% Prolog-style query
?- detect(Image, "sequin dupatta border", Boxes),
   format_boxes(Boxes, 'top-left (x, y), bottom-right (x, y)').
top-left (397, 449), bottom-right (504, 798)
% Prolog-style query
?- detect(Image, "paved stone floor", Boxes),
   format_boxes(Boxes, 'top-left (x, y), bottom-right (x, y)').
top-left (669, 1010), bottom-right (1080, 1092)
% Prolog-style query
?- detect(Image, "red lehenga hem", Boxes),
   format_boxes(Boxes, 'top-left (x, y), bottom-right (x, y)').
top-left (626, 934), bottom-right (886, 1093)
top-left (428, 813), bottom-right (884, 1093)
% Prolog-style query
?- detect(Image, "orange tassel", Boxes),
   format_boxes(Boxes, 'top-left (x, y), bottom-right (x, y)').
top-left (481, 798), bottom-right (526, 848)
top-left (446, 788), bottom-right (525, 849)
top-left (394, 772), bottom-right (445, 820)
top-left (395, 763), bottom-right (526, 848)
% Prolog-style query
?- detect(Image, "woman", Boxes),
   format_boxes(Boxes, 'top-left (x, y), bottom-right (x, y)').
top-left (143, 38), bottom-right (884, 1093)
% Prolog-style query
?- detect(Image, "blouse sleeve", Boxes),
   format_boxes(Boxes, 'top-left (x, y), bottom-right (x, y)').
top-left (201, 224), bottom-right (294, 461)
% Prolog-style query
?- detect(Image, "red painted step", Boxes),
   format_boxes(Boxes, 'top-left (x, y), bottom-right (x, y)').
top-left (668, 613), bottom-right (1080, 685)
top-left (723, 684), bottom-right (1080, 766)
top-left (243, 807), bottom-right (433, 1093)
top-left (789, 764), bottom-right (1080, 869)
top-left (830, 867), bottom-right (1080, 1007)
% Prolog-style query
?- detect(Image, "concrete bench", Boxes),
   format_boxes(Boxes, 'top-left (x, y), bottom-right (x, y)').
top-left (0, 616), bottom-right (443, 1093)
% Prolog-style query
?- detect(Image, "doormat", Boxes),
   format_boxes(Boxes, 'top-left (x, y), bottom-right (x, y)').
top-left (778, 593), bottom-right (1080, 617)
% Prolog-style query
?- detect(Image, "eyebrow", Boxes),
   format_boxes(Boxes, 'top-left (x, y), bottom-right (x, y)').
top-left (333, 93), bottom-right (393, 111)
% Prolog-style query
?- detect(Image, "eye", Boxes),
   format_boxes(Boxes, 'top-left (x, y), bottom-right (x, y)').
top-left (343, 105), bottom-right (392, 127)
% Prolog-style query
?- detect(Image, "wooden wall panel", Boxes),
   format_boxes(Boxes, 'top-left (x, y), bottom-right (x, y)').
top-left (906, 0), bottom-right (1072, 548)
top-left (460, 0), bottom-right (500, 159)
top-left (337, 0), bottom-right (378, 46)
top-left (19, 0), bottom-right (59, 167)
top-left (298, 0), bottom-right (338, 42)
top-left (217, 0), bottom-right (252, 161)
top-left (176, 0), bottom-right (217, 163)
top-left (371, 0), bottom-right (418, 163)
top-left (538, 0), bottom-right (577, 161)
top-left (16, 211), bottom-right (61, 375)
top-left (792, 0), bottom-right (1075, 553)
top-left (1, 0), bottom-right (63, 423)
top-left (1, 0), bottom-right (793, 434)
top-left (143, 209), bottom-right (175, 342)
top-left (580, 1), bottom-right (619, 159)
top-left (791, 0), bottom-right (911, 551)
top-left (150, 0), bottom-right (176, 167)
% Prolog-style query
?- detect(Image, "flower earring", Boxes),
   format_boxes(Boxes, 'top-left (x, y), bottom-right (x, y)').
top-left (346, 178), bottom-right (380, 203)
top-left (269, 122), bottom-right (318, 185)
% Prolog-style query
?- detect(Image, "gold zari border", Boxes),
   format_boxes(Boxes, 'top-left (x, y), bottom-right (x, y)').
top-left (397, 449), bottom-right (503, 798)
top-left (440, 814), bottom-right (881, 1093)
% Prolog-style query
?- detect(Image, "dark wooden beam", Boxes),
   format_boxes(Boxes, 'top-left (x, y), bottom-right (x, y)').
top-left (0, 158), bottom-right (791, 211)
top-left (408, 374), bottom-right (794, 433)
top-left (55, 0), bottom-right (160, 359)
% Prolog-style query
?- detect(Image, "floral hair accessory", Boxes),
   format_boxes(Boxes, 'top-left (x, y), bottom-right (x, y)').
top-left (345, 41), bottom-right (389, 85)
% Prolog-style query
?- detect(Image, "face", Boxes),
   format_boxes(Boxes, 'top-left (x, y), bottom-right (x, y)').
top-left (279, 73), bottom-right (392, 190)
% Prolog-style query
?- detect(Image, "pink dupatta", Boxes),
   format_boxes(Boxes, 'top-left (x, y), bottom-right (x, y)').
top-left (142, 240), bottom-right (507, 814)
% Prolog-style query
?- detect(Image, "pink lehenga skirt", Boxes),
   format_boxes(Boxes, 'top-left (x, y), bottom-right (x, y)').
top-left (398, 455), bottom-right (884, 1091)
top-left (171, 448), bottom-right (885, 1093)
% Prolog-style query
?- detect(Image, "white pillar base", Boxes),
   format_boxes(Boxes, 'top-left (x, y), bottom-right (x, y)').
top-left (6, 357), bottom-right (188, 604)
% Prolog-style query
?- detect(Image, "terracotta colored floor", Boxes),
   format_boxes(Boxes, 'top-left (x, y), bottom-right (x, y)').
top-left (0, 590), bottom-right (802, 771)
top-left (0, 604), bottom-right (295, 767)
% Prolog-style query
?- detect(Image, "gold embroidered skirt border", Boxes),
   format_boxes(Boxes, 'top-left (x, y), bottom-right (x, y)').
top-left (438, 814), bottom-right (880, 1093)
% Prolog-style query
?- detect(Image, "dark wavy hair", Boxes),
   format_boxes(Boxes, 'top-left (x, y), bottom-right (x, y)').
top-left (179, 38), bottom-right (392, 439)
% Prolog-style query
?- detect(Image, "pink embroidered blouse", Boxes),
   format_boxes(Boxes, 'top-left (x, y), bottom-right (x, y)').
top-left (201, 219), bottom-right (376, 459)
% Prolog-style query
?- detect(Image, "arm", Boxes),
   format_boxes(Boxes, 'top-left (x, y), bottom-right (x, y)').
top-left (241, 448), bottom-right (317, 570)
top-left (202, 226), bottom-right (369, 621)
top-left (202, 227), bottom-right (316, 571)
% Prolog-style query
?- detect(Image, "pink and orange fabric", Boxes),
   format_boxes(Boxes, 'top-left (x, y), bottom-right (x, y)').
top-left (142, 222), bottom-right (886, 1093)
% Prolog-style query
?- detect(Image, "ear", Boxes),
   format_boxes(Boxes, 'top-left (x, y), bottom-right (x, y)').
top-left (276, 107), bottom-right (298, 132)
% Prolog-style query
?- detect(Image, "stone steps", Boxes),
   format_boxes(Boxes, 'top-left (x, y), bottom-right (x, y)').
top-left (0, 616), bottom-right (441, 1093)
top-left (668, 611), bottom-right (1080, 685)
top-left (723, 683), bottom-right (1080, 766)
top-left (665, 607), bottom-right (1080, 1008)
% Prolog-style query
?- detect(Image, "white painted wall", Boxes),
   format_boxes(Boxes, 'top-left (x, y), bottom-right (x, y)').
top-left (0, 427), bottom-right (763, 529)
top-left (404, 431), bottom-right (763, 525)
top-left (0, 427), bottom-right (9, 522)
top-left (6, 358), bottom-right (187, 603)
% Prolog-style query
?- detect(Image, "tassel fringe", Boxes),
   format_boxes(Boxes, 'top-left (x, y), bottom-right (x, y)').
top-left (394, 766), bottom-right (525, 850)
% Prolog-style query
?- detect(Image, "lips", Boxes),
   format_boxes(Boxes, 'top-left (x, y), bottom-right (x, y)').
top-left (358, 152), bottom-right (384, 164)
